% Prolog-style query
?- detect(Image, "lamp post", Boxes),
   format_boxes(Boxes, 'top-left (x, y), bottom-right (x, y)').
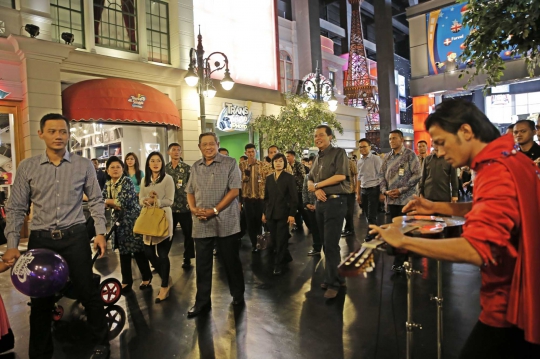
top-left (301, 64), bottom-right (338, 111)
top-left (184, 27), bottom-right (235, 132)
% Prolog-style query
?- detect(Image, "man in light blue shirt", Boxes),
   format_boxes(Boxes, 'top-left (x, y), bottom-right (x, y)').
top-left (356, 138), bottom-right (383, 241)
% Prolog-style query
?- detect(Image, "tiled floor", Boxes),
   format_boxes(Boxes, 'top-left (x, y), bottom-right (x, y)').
top-left (0, 209), bottom-right (481, 359)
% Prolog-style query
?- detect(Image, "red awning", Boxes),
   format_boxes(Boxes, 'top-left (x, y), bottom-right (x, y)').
top-left (62, 78), bottom-right (181, 128)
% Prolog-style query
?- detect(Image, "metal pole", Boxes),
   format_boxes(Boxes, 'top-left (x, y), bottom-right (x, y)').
top-left (436, 261), bottom-right (444, 359)
top-left (405, 256), bottom-right (422, 359)
top-left (196, 29), bottom-right (206, 133)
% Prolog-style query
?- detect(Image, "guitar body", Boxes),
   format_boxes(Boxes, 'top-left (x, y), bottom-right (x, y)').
top-left (338, 216), bottom-right (466, 277)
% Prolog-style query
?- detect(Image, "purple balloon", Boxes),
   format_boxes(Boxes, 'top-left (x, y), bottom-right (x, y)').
top-left (11, 249), bottom-right (70, 298)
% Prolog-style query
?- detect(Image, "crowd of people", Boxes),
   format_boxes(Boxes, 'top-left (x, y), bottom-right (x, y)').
top-left (1, 98), bottom-right (540, 358)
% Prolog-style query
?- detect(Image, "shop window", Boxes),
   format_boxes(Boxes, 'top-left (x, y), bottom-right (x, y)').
top-left (279, 50), bottom-right (293, 93)
top-left (0, 0), bottom-right (14, 8)
top-left (94, 0), bottom-right (138, 52)
top-left (146, 0), bottom-right (170, 64)
top-left (51, 0), bottom-right (85, 48)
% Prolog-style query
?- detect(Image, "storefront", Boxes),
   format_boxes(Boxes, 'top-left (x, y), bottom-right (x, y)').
top-left (406, 0), bottom-right (540, 149)
top-left (62, 78), bottom-right (180, 167)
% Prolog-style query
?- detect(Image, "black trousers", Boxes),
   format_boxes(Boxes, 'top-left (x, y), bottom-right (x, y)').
top-left (294, 193), bottom-right (304, 228)
top-left (119, 251), bottom-right (152, 285)
top-left (144, 238), bottom-right (172, 287)
top-left (388, 205), bottom-right (407, 266)
top-left (28, 231), bottom-right (108, 359)
top-left (172, 212), bottom-right (194, 259)
top-left (459, 321), bottom-right (540, 359)
top-left (194, 233), bottom-right (245, 307)
top-left (361, 186), bottom-right (380, 225)
top-left (244, 199), bottom-right (263, 247)
top-left (316, 197), bottom-right (347, 289)
top-left (304, 207), bottom-right (322, 251)
top-left (343, 193), bottom-right (356, 232)
top-left (267, 218), bottom-right (292, 268)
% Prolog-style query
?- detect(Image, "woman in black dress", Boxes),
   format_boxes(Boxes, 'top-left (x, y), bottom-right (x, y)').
top-left (262, 153), bottom-right (298, 275)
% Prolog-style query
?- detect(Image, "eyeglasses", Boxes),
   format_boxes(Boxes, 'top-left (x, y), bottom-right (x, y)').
top-left (359, 146), bottom-right (370, 149)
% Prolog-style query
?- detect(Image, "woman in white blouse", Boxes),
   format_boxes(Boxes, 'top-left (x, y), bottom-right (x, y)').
top-left (139, 152), bottom-right (175, 303)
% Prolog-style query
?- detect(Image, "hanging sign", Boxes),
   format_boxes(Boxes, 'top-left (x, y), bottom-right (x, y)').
top-left (216, 103), bottom-right (252, 132)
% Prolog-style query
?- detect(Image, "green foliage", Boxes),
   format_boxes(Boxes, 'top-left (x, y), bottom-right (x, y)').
top-left (458, 0), bottom-right (540, 90)
top-left (249, 93), bottom-right (344, 154)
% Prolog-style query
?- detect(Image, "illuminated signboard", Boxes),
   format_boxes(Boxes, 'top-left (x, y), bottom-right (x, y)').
top-left (194, 0), bottom-right (278, 91)
top-left (216, 103), bottom-right (252, 132)
top-left (426, 2), bottom-right (514, 75)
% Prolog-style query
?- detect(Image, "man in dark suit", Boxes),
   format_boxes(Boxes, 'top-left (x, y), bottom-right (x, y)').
top-left (263, 153), bottom-right (297, 275)
top-left (91, 158), bottom-right (106, 190)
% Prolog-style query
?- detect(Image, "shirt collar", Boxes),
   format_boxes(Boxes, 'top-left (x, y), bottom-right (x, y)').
top-left (318, 145), bottom-right (334, 158)
top-left (198, 152), bottom-right (224, 165)
top-left (391, 145), bottom-right (404, 156)
top-left (40, 151), bottom-right (71, 165)
top-left (361, 152), bottom-right (373, 159)
top-left (471, 133), bottom-right (514, 170)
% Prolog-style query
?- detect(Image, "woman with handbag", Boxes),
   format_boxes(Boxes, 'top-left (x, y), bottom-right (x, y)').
top-left (262, 153), bottom-right (298, 275)
top-left (103, 156), bottom-right (152, 294)
top-left (139, 152), bottom-right (175, 303)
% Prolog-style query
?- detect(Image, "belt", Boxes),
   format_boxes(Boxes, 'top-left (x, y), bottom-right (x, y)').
top-left (243, 197), bottom-right (263, 202)
top-left (327, 194), bottom-right (344, 199)
top-left (362, 186), bottom-right (379, 190)
top-left (32, 223), bottom-right (87, 240)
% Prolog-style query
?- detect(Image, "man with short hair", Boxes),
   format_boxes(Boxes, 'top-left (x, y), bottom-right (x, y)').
top-left (418, 143), bottom-right (459, 203)
top-left (218, 147), bottom-right (229, 156)
top-left (308, 125), bottom-right (350, 299)
top-left (3, 114), bottom-right (109, 359)
top-left (268, 145), bottom-right (279, 160)
top-left (91, 158), bottom-right (106, 190)
top-left (417, 140), bottom-right (429, 169)
top-left (506, 124), bottom-right (515, 135)
top-left (371, 99), bottom-right (540, 358)
top-left (239, 155), bottom-right (248, 163)
top-left (513, 119), bottom-right (540, 161)
top-left (165, 143), bottom-right (194, 269)
top-left (356, 138), bottom-right (383, 241)
top-left (186, 132), bottom-right (245, 317)
top-left (285, 150), bottom-right (307, 231)
top-left (239, 143), bottom-right (270, 252)
top-left (379, 130), bottom-right (421, 272)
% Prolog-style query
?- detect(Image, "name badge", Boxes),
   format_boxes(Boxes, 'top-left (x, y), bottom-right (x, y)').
top-left (398, 168), bottom-right (405, 177)
top-left (177, 179), bottom-right (183, 188)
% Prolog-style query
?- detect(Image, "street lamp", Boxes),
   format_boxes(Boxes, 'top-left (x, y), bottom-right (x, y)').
top-left (184, 26), bottom-right (235, 132)
top-left (301, 63), bottom-right (338, 112)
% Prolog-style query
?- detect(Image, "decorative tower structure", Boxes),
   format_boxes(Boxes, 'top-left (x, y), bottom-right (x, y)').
top-left (344, 0), bottom-right (380, 145)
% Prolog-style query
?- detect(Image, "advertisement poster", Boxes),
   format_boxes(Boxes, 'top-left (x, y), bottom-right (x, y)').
top-left (426, 2), bottom-right (515, 75)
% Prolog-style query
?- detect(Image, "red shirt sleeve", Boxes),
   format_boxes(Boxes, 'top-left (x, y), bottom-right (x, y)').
top-left (462, 162), bottom-right (520, 265)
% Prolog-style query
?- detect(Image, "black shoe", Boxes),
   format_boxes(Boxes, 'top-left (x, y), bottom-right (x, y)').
top-left (121, 284), bottom-right (132, 295)
top-left (139, 278), bottom-right (152, 290)
top-left (232, 297), bottom-right (245, 306)
top-left (307, 249), bottom-right (321, 256)
top-left (341, 230), bottom-right (354, 237)
top-left (273, 267), bottom-right (283, 276)
top-left (187, 304), bottom-right (211, 318)
top-left (182, 259), bottom-right (192, 269)
top-left (90, 345), bottom-right (110, 359)
top-left (392, 265), bottom-right (404, 273)
top-left (252, 248), bottom-right (259, 253)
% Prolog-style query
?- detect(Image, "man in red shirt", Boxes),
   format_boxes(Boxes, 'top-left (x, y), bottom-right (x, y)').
top-left (370, 99), bottom-right (540, 358)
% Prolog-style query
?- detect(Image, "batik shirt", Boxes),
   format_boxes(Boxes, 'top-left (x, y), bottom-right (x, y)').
top-left (239, 160), bottom-right (273, 199)
top-left (287, 161), bottom-right (306, 193)
top-left (379, 146), bottom-right (421, 205)
top-left (165, 161), bottom-right (191, 213)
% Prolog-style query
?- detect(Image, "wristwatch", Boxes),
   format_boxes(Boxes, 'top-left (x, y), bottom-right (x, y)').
top-left (314, 183), bottom-right (319, 190)
top-left (213, 207), bottom-right (219, 216)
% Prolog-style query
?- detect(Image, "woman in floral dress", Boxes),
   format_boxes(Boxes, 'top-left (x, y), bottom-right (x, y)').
top-left (102, 156), bottom-right (152, 294)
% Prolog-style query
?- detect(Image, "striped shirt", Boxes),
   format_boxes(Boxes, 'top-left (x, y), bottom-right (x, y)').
top-left (5, 151), bottom-right (106, 248)
top-left (186, 153), bottom-right (242, 238)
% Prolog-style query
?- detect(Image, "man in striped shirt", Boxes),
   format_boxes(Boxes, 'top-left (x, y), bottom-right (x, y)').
top-left (3, 114), bottom-right (109, 359)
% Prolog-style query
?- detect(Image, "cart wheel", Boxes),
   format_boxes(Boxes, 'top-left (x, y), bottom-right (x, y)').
top-left (52, 305), bottom-right (64, 321)
top-left (99, 278), bottom-right (121, 306)
top-left (105, 305), bottom-right (126, 340)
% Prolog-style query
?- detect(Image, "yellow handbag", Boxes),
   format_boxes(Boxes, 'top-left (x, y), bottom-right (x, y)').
top-left (133, 204), bottom-right (169, 237)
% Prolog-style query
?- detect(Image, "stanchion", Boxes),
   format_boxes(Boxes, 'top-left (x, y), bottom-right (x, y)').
top-left (404, 256), bottom-right (422, 359)
top-left (430, 260), bottom-right (444, 359)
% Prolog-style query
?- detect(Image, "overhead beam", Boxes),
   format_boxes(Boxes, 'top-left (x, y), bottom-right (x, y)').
top-left (361, 1), bottom-right (409, 35)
